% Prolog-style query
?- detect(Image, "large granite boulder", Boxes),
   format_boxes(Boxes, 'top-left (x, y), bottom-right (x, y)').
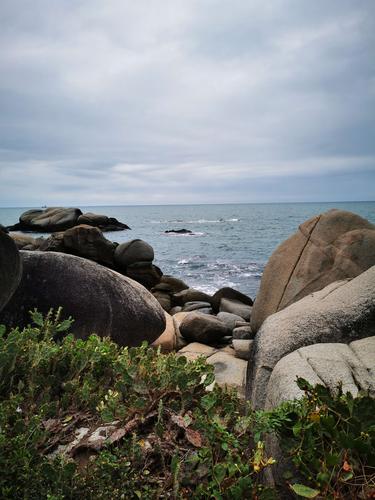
top-left (7, 207), bottom-right (82, 232)
top-left (0, 231), bottom-right (22, 312)
top-left (77, 212), bottom-right (130, 231)
top-left (63, 225), bottom-right (116, 266)
top-left (251, 209), bottom-right (375, 332)
top-left (0, 251), bottom-right (166, 347)
top-left (265, 337), bottom-right (375, 410)
top-left (246, 266), bottom-right (375, 409)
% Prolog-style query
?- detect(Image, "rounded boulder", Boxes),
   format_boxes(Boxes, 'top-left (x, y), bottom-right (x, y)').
top-left (0, 231), bottom-right (22, 313)
top-left (114, 239), bottom-right (154, 269)
top-left (0, 251), bottom-right (166, 347)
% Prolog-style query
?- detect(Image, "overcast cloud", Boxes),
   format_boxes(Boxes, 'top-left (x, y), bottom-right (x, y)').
top-left (0, 0), bottom-right (374, 206)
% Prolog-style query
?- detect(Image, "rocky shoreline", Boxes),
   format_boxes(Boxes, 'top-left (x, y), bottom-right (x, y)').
top-left (1, 206), bottom-right (375, 406)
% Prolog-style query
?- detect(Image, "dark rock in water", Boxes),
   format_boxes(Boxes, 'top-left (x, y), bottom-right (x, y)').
top-left (114, 239), bottom-right (154, 270)
top-left (0, 251), bottom-right (165, 347)
top-left (179, 312), bottom-right (231, 344)
top-left (165, 229), bottom-right (192, 234)
top-left (77, 212), bottom-right (130, 231)
top-left (211, 287), bottom-right (253, 313)
top-left (173, 288), bottom-right (212, 306)
top-left (251, 209), bottom-right (375, 332)
top-left (125, 261), bottom-right (162, 289)
top-left (63, 225), bottom-right (115, 266)
top-left (0, 231), bottom-right (22, 313)
top-left (7, 207), bottom-right (82, 232)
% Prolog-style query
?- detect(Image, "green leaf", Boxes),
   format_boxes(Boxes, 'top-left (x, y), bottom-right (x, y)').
top-left (0, 324), bottom-right (6, 338)
top-left (290, 484), bottom-right (320, 498)
top-left (213, 463), bottom-right (227, 484)
top-left (30, 309), bottom-right (44, 327)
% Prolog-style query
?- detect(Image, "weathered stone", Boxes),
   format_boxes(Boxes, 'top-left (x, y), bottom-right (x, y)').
top-left (11, 234), bottom-right (43, 250)
top-left (63, 225), bottom-right (115, 265)
top-left (159, 275), bottom-right (189, 293)
top-left (212, 287), bottom-right (253, 313)
top-left (114, 239), bottom-right (154, 269)
top-left (152, 312), bottom-right (176, 352)
top-left (177, 342), bottom-right (218, 361)
top-left (246, 266), bottom-right (375, 409)
top-left (173, 288), bottom-right (212, 306)
top-left (152, 291), bottom-right (172, 312)
top-left (251, 209), bottom-right (375, 332)
top-left (169, 306), bottom-right (182, 315)
top-left (233, 339), bottom-right (253, 360)
top-left (220, 298), bottom-right (252, 321)
top-left (206, 352), bottom-right (247, 397)
top-left (8, 207), bottom-right (82, 232)
top-left (265, 338), bottom-right (375, 410)
top-left (125, 262), bottom-right (162, 289)
top-left (77, 212), bottom-right (130, 231)
top-left (0, 251), bottom-right (165, 347)
top-left (182, 301), bottom-right (212, 312)
top-left (39, 232), bottom-right (65, 252)
top-left (232, 326), bottom-right (253, 340)
top-left (217, 312), bottom-right (245, 331)
top-left (0, 231), bottom-right (22, 313)
top-left (179, 312), bottom-right (231, 344)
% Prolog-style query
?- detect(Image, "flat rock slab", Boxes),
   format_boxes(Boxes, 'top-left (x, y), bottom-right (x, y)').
top-left (0, 251), bottom-right (165, 347)
top-left (0, 231), bottom-right (22, 312)
top-left (177, 342), bottom-right (218, 361)
top-left (265, 337), bottom-right (375, 409)
top-left (206, 352), bottom-right (247, 398)
top-left (246, 266), bottom-right (375, 409)
top-left (220, 298), bottom-right (252, 321)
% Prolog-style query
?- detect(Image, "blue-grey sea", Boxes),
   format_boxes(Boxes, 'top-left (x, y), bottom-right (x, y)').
top-left (1, 202), bottom-right (374, 299)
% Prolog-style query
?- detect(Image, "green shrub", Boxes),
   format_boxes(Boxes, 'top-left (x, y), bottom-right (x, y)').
top-left (0, 310), bottom-right (374, 499)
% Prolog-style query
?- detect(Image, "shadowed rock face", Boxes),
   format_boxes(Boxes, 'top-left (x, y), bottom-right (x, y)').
top-left (246, 266), bottom-right (375, 409)
top-left (0, 251), bottom-right (166, 347)
top-left (0, 231), bottom-right (22, 313)
top-left (251, 209), bottom-right (375, 332)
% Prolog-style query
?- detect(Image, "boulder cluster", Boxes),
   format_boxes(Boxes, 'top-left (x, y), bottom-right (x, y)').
top-left (1, 208), bottom-right (375, 406)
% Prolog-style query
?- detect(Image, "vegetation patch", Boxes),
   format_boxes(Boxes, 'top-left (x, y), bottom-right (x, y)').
top-left (0, 310), bottom-right (374, 499)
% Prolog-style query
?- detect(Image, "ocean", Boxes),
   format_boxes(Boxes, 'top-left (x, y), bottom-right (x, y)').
top-left (1, 202), bottom-right (374, 299)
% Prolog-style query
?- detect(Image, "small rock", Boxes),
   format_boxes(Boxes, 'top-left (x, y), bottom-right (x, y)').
top-left (183, 301), bottom-right (212, 312)
top-left (169, 306), bottom-right (182, 315)
top-left (217, 312), bottom-right (244, 331)
top-left (165, 229), bottom-right (192, 234)
top-left (233, 339), bottom-right (253, 360)
top-left (233, 326), bottom-right (253, 340)
top-left (220, 298), bottom-right (252, 321)
top-left (177, 342), bottom-right (218, 361)
top-left (125, 262), bottom-right (162, 289)
top-left (173, 288), bottom-right (212, 306)
top-left (179, 312), bottom-right (231, 344)
top-left (159, 275), bottom-right (189, 293)
top-left (152, 291), bottom-right (172, 312)
top-left (212, 287), bottom-right (253, 313)
top-left (197, 307), bottom-right (213, 315)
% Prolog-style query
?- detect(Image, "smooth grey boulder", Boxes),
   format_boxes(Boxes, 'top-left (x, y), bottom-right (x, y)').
top-left (220, 298), bottom-right (252, 321)
top-left (251, 209), bottom-right (375, 332)
top-left (179, 312), bottom-right (231, 344)
top-left (265, 338), bottom-right (375, 410)
top-left (217, 312), bottom-right (244, 331)
top-left (0, 231), bottom-right (22, 313)
top-left (233, 339), bottom-right (253, 360)
top-left (114, 239), bottom-right (154, 269)
top-left (0, 251), bottom-right (166, 347)
top-left (246, 266), bottom-right (375, 409)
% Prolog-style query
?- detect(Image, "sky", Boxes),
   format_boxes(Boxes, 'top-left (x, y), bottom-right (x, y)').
top-left (0, 0), bottom-right (374, 206)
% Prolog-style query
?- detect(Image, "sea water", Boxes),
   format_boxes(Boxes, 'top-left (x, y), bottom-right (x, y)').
top-left (1, 202), bottom-right (374, 298)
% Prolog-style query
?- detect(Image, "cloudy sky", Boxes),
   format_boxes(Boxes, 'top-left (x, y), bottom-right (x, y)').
top-left (0, 0), bottom-right (374, 206)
